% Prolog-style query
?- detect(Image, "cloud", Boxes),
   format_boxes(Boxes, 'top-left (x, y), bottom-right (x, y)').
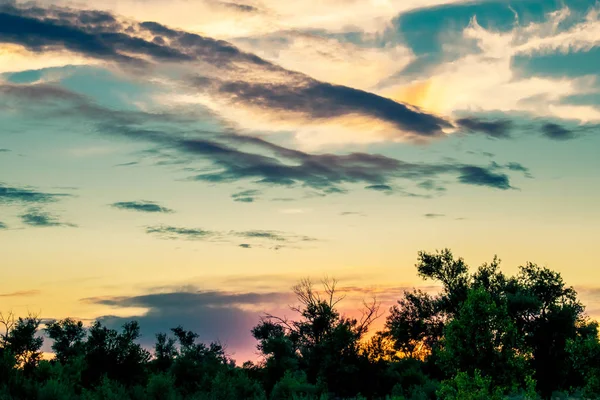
top-left (456, 118), bottom-right (513, 139)
top-left (114, 161), bottom-right (139, 167)
top-left (417, 179), bottom-right (447, 192)
top-left (0, 289), bottom-right (40, 297)
top-left (145, 224), bottom-right (317, 249)
top-left (505, 162), bottom-right (532, 178)
top-left (81, 287), bottom-right (293, 362)
top-left (234, 230), bottom-right (316, 243)
top-left (365, 184), bottom-right (393, 193)
top-left (424, 213), bottom-right (444, 218)
top-left (0, 3), bottom-right (458, 147)
top-left (541, 123), bottom-right (577, 140)
top-left (83, 289), bottom-right (289, 309)
top-left (1, 80), bottom-right (524, 194)
top-left (231, 189), bottom-right (261, 203)
top-left (218, 2), bottom-right (260, 13)
top-left (19, 209), bottom-right (77, 228)
top-left (0, 148), bottom-right (10, 153)
top-left (0, 5), bottom-right (192, 65)
top-left (0, 183), bottom-right (72, 205)
top-left (201, 77), bottom-right (452, 143)
top-left (339, 211), bottom-right (366, 217)
top-left (146, 225), bottom-right (215, 240)
top-left (0, 221), bottom-right (6, 229)
top-left (457, 166), bottom-right (512, 190)
top-left (381, 3), bottom-right (600, 126)
top-left (111, 200), bottom-right (174, 213)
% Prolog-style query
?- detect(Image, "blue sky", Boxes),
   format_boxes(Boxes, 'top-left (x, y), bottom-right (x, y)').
top-left (1, 0), bottom-right (599, 362)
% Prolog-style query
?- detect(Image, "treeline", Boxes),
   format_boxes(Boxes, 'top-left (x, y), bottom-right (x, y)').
top-left (2, 249), bottom-right (600, 399)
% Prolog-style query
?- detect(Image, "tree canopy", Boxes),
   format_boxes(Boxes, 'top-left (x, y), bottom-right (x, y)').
top-left (1, 249), bottom-right (600, 399)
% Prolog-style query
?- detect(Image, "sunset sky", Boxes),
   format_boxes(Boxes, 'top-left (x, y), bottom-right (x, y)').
top-left (1, 0), bottom-right (599, 362)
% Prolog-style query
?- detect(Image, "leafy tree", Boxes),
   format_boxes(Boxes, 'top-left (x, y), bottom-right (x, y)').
top-left (253, 278), bottom-right (380, 398)
top-left (438, 287), bottom-right (528, 391)
top-left (83, 321), bottom-right (150, 387)
top-left (0, 313), bottom-right (43, 374)
top-left (45, 318), bottom-right (86, 364)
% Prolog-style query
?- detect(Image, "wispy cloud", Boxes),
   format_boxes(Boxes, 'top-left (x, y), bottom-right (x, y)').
top-left (0, 289), bottom-right (40, 298)
top-left (231, 189), bottom-right (261, 203)
top-left (456, 118), bottom-right (513, 139)
top-left (146, 226), bottom-right (215, 240)
top-left (0, 183), bottom-right (72, 205)
top-left (145, 224), bottom-right (317, 249)
top-left (340, 211), bottom-right (366, 217)
top-left (111, 201), bottom-right (174, 213)
top-left (19, 209), bottom-right (77, 228)
top-left (365, 184), bottom-right (393, 193)
top-left (424, 213), bottom-right (445, 218)
top-left (1, 82), bottom-right (523, 194)
top-left (457, 166), bottom-right (512, 190)
top-left (541, 123), bottom-right (577, 141)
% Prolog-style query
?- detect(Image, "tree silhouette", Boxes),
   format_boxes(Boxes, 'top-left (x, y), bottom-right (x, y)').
top-left (0, 249), bottom-right (599, 399)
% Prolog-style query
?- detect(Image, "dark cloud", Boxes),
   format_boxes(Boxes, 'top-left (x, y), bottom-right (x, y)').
top-left (111, 200), bottom-right (174, 213)
top-left (0, 289), bottom-right (40, 297)
top-left (1, 81), bottom-right (521, 194)
top-left (0, 148), bottom-right (10, 153)
top-left (0, 221), bottom-right (6, 229)
top-left (239, 243), bottom-right (252, 248)
top-left (365, 184), bottom-right (393, 192)
top-left (505, 162), bottom-right (532, 178)
top-left (0, 183), bottom-right (71, 205)
top-left (145, 225), bottom-right (317, 249)
top-left (146, 225), bottom-right (215, 240)
top-left (456, 118), bottom-right (513, 139)
top-left (0, 3), bottom-right (453, 140)
top-left (19, 209), bottom-right (77, 227)
top-left (82, 288), bottom-right (293, 362)
top-left (233, 197), bottom-right (254, 203)
top-left (231, 189), bottom-right (260, 203)
top-left (83, 290), bottom-right (289, 309)
top-left (424, 213), bottom-right (445, 218)
top-left (541, 123), bottom-right (577, 141)
top-left (0, 5), bottom-right (190, 64)
top-left (234, 230), bottom-right (316, 243)
top-left (489, 161), bottom-right (532, 179)
top-left (457, 166), bottom-right (512, 190)
top-left (206, 78), bottom-right (452, 139)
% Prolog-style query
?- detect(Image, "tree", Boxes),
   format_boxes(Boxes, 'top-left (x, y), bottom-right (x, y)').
top-left (253, 278), bottom-right (381, 398)
top-left (45, 318), bottom-right (86, 364)
top-left (384, 289), bottom-right (444, 359)
top-left (0, 313), bottom-right (43, 374)
top-left (438, 287), bottom-right (528, 391)
top-left (83, 321), bottom-right (150, 387)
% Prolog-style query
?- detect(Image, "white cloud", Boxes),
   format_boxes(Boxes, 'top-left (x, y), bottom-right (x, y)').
top-left (383, 5), bottom-right (600, 123)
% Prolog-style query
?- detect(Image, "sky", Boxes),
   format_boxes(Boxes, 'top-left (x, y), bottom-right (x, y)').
top-left (1, 0), bottom-right (599, 362)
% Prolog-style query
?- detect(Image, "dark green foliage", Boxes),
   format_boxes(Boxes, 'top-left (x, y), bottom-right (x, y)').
top-left (1, 249), bottom-right (600, 399)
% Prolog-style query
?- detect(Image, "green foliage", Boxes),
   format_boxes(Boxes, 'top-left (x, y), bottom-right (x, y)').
top-left (270, 371), bottom-right (321, 400)
top-left (145, 373), bottom-right (178, 400)
top-left (437, 370), bottom-right (503, 400)
top-left (3, 249), bottom-right (600, 399)
top-left (439, 287), bottom-right (529, 390)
